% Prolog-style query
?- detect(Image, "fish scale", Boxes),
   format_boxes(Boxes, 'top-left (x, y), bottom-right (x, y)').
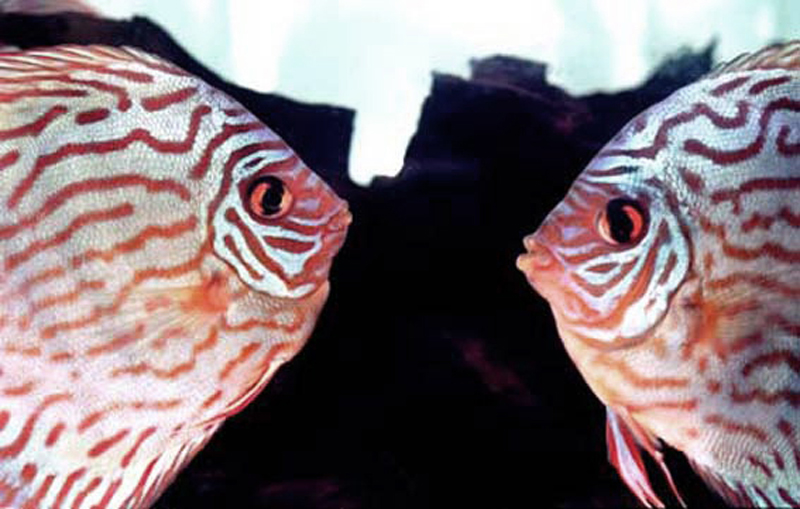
top-left (518, 41), bottom-right (799, 507)
top-left (0, 44), bottom-right (350, 508)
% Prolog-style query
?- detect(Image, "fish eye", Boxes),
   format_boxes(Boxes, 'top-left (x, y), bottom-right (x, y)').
top-left (247, 176), bottom-right (292, 219)
top-left (597, 197), bottom-right (647, 245)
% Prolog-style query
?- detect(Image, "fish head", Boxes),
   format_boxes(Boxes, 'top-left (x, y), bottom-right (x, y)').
top-left (208, 143), bottom-right (351, 301)
top-left (517, 147), bottom-right (691, 352)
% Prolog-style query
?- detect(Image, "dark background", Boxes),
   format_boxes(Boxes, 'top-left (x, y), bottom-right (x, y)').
top-left (0, 13), bottom-right (730, 508)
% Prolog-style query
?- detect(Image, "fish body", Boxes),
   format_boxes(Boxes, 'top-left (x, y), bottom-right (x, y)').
top-left (517, 42), bottom-right (799, 507)
top-left (0, 45), bottom-right (349, 507)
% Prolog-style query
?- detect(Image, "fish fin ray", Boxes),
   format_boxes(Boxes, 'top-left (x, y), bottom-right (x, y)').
top-left (606, 407), bottom-right (687, 508)
top-left (0, 43), bottom-right (185, 77)
top-left (706, 40), bottom-right (800, 78)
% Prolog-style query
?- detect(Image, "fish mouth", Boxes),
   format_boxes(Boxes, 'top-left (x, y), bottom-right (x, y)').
top-left (516, 234), bottom-right (570, 309)
top-left (516, 234), bottom-right (557, 281)
top-left (322, 204), bottom-right (351, 256)
top-left (327, 203), bottom-right (352, 232)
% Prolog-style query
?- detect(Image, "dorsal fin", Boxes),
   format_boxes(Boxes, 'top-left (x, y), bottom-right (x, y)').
top-left (706, 40), bottom-right (800, 78)
top-left (0, 44), bottom-right (187, 78)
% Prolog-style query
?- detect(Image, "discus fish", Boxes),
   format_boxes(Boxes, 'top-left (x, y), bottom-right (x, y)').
top-left (517, 42), bottom-right (799, 507)
top-left (0, 44), bottom-right (350, 507)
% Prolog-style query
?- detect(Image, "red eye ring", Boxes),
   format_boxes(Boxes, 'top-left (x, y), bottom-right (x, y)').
top-left (597, 197), bottom-right (647, 245)
top-left (247, 176), bottom-right (292, 219)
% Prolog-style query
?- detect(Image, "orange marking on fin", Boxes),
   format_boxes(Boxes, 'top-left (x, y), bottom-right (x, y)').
top-left (39, 242), bottom-right (211, 340)
top-left (182, 272), bottom-right (230, 315)
top-left (25, 279), bottom-right (105, 319)
top-left (194, 325), bottom-right (219, 353)
top-left (113, 326), bottom-right (217, 380)
top-left (14, 266), bottom-right (66, 297)
top-left (86, 323), bottom-right (145, 356)
top-left (148, 326), bottom-right (184, 351)
top-left (143, 297), bottom-right (174, 315)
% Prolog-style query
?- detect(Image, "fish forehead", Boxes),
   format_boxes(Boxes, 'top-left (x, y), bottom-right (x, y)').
top-left (0, 45), bottom-right (342, 508)
top-left (584, 68), bottom-right (797, 182)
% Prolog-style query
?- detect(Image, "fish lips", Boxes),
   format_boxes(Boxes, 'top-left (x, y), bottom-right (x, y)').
top-left (516, 233), bottom-right (563, 300)
top-left (321, 203), bottom-right (352, 256)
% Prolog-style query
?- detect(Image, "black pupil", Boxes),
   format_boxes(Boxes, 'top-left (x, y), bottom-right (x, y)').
top-left (256, 177), bottom-right (285, 216)
top-left (605, 198), bottom-right (640, 243)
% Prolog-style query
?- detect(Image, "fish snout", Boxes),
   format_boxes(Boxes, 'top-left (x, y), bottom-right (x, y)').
top-left (516, 234), bottom-right (557, 277)
top-left (327, 203), bottom-right (352, 233)
top-left (320, 203), bottom-right (351, 257)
